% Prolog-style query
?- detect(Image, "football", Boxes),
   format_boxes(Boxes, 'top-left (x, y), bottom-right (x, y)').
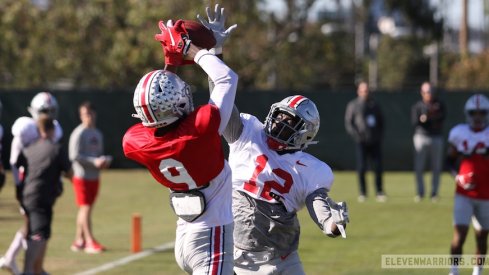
top-left (183, 20), bottom-right (216, 50)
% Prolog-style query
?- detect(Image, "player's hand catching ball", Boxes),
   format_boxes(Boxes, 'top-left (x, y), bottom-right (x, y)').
top-left (197, 4), bottom-right (237, 53)
top-left (155, 19), bottom-right (192, 66)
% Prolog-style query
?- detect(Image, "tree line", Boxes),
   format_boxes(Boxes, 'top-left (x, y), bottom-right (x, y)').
top-left (0, 0), bottom-right (487, 92)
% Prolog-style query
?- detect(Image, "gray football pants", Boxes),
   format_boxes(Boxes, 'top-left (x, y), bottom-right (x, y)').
top-left (413, 133), bottom-right (444, 197)
top-left (175, 222), bottom-right (234, 275)
top-left (234, 249), bottom-right (304, 275)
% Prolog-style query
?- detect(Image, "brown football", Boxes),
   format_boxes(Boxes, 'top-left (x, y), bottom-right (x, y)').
top-left (183, 20), bottom-right (216, 50)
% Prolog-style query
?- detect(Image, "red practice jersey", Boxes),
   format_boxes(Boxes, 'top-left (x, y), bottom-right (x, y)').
top-left (123, 104), bottom-right (224, 191)
top-left (449, 124), bottom-right (489, 199)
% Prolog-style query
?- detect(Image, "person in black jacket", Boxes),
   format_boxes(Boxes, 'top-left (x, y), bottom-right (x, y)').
top-left (411, 82), bottom-right (446, 202)
top-left (17, 114), bottom-right (72, 275)
top-left (345, 81), bottom-right (385, 202)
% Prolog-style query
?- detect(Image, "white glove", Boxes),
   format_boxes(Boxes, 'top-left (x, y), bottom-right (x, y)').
top-left (197, 4), bottom-right (237, 53)
top-left (326, 197), bottom-right (349, 238)
top-left (456, 172), bottom-right (475, 190)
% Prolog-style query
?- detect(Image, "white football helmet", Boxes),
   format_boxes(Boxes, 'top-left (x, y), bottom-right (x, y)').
top-left (28, 92), bottom-right (59, 120)
top-left (264, 95), bottom-right (320, 151)
top-left (465, 94), bottom-right (489, 130)
top-left (132, 70), bottom-right (193, 128)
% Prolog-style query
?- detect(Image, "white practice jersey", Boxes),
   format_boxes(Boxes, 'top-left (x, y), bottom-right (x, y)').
top-left (229, 113), bottom-right (333, 212)
top-left (10, 116), bottom-right (63, 165)
top-left (228, 113), bottom-right (334, 255)
top-left (448, 124), bottom-right (489, 154)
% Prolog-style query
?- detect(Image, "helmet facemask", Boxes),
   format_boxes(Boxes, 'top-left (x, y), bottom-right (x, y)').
top-left (33, 107), bottom-right (58, 120)
top-left (467, 110), bottom-right (488, 130)
top-left (28, 92), bottom-right (59, 120)
top-left (464, 94), bottom-right (489, 131)
top-left (265, 110), bottom-right (303, 150)
top-left (264, 96), bottom-right (320, 151)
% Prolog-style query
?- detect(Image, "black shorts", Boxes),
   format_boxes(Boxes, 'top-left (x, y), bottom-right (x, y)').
top-left (24, 205), bottom-right (53, 240)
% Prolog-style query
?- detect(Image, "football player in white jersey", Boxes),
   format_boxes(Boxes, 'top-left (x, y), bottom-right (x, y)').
top-left (447, 94), bottom-right (489, 275)
top-left (223, 95), bottom-right (349, 275)
top-left (0, 92), bottom-right (62, 275)
top-left (197, 6), bottom-right (349, 274)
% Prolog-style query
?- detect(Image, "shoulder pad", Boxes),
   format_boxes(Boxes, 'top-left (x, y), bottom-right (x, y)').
top-left (12, 117), bottom-right (38, 146)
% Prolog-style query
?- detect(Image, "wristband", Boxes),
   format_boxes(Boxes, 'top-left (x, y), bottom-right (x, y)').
top-left (194, 49), bottom-right (212, 64)
top-left (209, 47), bottom-right (222, 55)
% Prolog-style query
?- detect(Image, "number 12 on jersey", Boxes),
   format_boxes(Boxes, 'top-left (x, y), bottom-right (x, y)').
top-left (243, 154), bottom-right (293, 201)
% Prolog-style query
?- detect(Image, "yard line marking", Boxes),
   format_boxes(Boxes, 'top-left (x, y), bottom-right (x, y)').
top-left (74, 241), bottom-right (175, 275)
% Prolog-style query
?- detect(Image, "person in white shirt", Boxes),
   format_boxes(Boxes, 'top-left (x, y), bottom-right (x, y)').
top-left (0, 92), bottom-right (62, 275)
top-left (447, 94), bottom-right (489, 275)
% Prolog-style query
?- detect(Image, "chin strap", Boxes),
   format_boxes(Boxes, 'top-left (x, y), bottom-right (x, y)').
top-left (266, 137), bottom-right (287, 151)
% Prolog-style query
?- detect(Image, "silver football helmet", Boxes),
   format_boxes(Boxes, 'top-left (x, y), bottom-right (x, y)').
top-left (264, 95), bottom-right (320, 151)
top-left (465, 94), bottom-right (489, 130)
top-left (28, 92), bottom-right (59, 120)
top-left (132, 70), bottom-right (194, 128)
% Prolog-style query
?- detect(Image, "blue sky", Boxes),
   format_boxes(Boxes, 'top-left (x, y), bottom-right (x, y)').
top-left (263, 0), bottom-right (486, 30)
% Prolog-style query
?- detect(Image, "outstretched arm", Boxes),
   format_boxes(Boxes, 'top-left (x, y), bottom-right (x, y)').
top-left (205, 61), bottom-right (243, 143)
top-left (187, 45), bottom-right (238, 135)
top-left (197, 4), bottom-right (242, 142)
top-left (306, 188), bottom-right (349, 238)
top-left (205, 58), bottom-right (243, 143)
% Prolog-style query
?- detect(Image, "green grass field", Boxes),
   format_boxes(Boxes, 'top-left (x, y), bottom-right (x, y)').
top-left (0, 170), bottom-right (480, 275)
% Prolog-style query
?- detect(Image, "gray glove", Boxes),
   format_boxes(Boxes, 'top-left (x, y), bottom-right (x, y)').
top-left (197, 4), bottom-right (237, 53)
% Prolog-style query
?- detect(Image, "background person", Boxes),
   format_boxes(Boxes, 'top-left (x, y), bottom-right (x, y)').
top-left (69, 101), bottom-right (111, 254)
top-left (16, 114), bottom-right (72, 275)
top-left (345, 81), bottom-right (385, 202)
top-left (123, 16), bottom-right (238, 274)
top-left (411, 82), bottom-right (446, 202)
top-left (0, 92), bottom-right (62, 275)
top-left (0, 99), bottom-right (6, 193)
top-left (447, 94), bottom-right (489, 275)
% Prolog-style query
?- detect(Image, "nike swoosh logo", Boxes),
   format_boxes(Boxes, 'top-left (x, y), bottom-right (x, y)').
top-left (296, 160), bottom-right (307, 166)
top-left (280, 252), bottom-right (291, 260)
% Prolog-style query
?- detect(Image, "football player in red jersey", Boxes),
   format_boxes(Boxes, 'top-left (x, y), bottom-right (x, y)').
top-left (122, 17), bottom-right (238, 275)
top-left (447, 94), bottom-right (489, 275)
